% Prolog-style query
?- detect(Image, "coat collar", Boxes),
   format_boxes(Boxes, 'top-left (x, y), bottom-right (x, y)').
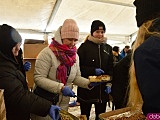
top-left (87, 34), bottom-right (107, 44)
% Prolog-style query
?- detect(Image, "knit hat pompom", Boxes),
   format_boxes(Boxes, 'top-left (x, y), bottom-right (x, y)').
top-left (133, 0), bottom-right (160, 27)
top-left (90, 20), bottom-right (106, 35)
top-left (61, 19), bottom-right (79, 40)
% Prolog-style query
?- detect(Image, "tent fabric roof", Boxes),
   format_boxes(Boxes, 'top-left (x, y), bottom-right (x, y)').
top-left (0, 0), bottom-right (138, 41)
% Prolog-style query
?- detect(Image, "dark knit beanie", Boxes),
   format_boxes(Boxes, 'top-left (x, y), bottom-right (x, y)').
top-left (90, 20), bottom-right (106, 35)
top-left (112, 46), bottom-right (119, 53)
top-left (134, 0), bottom-right (160, 27)
top-left (0, 24), bottom-right (22, 58)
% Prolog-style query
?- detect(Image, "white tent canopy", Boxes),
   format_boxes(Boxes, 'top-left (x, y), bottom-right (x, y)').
top-left (0, 0), bottom-right (138, 45)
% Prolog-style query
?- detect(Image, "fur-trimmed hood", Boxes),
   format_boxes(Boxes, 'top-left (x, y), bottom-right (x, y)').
top-left (54, 26), bottom-right (63, 44)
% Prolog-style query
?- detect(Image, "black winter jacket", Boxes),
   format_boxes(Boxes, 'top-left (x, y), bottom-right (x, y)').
top-left (111, 53), bottom-right (131, 109)
top-left (77, 40), bottom-right (113, 103)
top-left (0, 52), bottom-right (52, 120)
top-left (134, 36), bottom-right (160, 115)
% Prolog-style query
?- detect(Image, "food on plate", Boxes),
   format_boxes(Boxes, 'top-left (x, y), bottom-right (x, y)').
top-left (105, 112), bottom-right (146, 120)
top-left (99, 107), bottom-right (146, 120)
top-left (89, 75), bottom-right (110, 82)
top-left (77, 115), bottom-right (87, 120)
top-left (60, 109), bottom-right (78, 120)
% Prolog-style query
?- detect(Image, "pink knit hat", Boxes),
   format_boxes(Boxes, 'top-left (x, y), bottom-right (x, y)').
top-left (61, 19), bottom-right (79, 39)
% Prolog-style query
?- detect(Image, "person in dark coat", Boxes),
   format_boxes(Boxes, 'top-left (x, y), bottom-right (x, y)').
top-left (112, 46), bottom-right (121, 65)
top-left (0, 24), bottom-right (60, 120)
top-left (128, 0), bottom-right (160, 116)
top-left (111, 41), bottom-right (134, 110)
top-left (77, 20), bottom-right (113, 120)
top-left (120, 45), bottom-right (130, 59)
top-left (111, 53), bottom-right (131, 110)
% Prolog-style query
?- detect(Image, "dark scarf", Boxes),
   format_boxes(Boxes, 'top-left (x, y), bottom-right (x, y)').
top-left (49, 38), bottom-right (76, 85)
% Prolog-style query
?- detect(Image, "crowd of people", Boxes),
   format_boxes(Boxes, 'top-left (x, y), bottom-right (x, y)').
top-left (1, 0), bottom-right (160, 120)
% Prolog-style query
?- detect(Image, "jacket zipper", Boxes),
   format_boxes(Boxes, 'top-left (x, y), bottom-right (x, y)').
top-left (98, 45), bottom-right (102, 103)
top-left (98, 45), bottom-right (101, 68)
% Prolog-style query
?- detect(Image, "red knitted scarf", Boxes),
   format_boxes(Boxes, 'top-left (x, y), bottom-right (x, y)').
top-left (49, 39), bottom-right (76, 85)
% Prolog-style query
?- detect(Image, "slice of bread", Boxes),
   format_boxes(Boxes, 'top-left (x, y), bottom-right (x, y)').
top-left (89, 75), bottom-right (110, 82)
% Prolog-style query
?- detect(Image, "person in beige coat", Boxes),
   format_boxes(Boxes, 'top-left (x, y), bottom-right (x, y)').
top-left (31, 19), bottom-right (98, 120)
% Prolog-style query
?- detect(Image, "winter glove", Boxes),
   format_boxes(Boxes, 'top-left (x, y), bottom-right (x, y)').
top-left (62, 86), bottom-right (75, 97)
top-left (49, 105), bottom-right (61, 120)
top-left (69, 100), bottom-right (77, 107)
top-left (24, 61), bottom-right (31, 71)
top-left (95, 68), bottom-right (104, 76)
top-left (105, 86), bottom-right (111, 94)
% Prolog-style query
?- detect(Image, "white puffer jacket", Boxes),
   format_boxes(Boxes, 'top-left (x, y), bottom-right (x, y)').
top-left (33, 27), bottom-right (90, 111)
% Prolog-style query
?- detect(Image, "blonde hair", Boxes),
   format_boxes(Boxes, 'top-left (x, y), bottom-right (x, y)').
top-left (84, 35), bottom-right (89, 42)
top-left (128, 19), bottom-right (160, 110)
